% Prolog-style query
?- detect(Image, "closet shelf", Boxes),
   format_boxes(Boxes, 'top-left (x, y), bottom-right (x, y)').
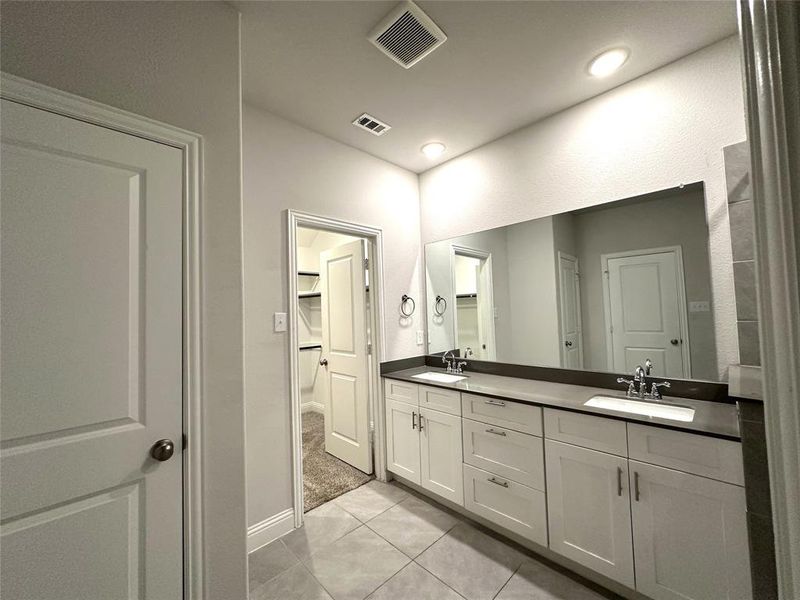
top-left (299, 343), bottom-right (322, 351)
top-left (298, 291), bottom-right (322, 298)
top-left (298, 271), bottom-right (320, 277)
top-left (456, 293), bottom-right (477, 299)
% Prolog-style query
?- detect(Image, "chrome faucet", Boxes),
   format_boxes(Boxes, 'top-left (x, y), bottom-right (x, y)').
top-left (634, 365), bottom-right (647, 399)
top-left (454, 360), bottom-right (467, 374)
top-left (618, 361), bottom-right (671, 400)
top-left (442, 351), bottom-right (456, 373)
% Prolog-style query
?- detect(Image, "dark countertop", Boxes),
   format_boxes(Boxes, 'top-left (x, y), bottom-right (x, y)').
top-left (383, 366), bottom-right (741, 440)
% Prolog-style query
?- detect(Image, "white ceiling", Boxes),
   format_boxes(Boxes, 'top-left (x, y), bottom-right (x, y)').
top-left (236, 1), bottom-right (737, 173)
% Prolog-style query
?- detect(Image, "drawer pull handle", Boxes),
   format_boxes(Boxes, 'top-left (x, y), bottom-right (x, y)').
top-left (488, 477), bottom-right (509, 488)
top-left (419, 414), bottom-right (425, 432)
top-left (412, 412), bottom-right (417, 430)
top-left (486, 428), bottom-right (507, 436)
top-left (634, 471), bottom-right (641, 502)
top-left (485, 399), bottom-right (506, 407)
top-left (617, 466), bottom-right (623, 497)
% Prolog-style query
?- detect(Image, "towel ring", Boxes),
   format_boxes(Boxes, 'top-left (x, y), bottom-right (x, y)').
top-left (434, 295), bottom-right (447, 316)
top-left (400, 294), bottom-right (416, 317)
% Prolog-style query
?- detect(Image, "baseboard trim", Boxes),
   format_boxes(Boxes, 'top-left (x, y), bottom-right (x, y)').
top-left (301, 401), bottom-right (324, 414)
top-left (247, 508), bottom-right (295, 553)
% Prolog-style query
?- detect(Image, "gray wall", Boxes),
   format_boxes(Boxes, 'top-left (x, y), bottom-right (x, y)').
top-left (242, 104), bottom-right (422, 531)
top-left (0, 2), bottom-right (247, 596)
top-left (420, 37), bottom-right (746, 379)
top-left (573, 189), bottom-right (718, 380)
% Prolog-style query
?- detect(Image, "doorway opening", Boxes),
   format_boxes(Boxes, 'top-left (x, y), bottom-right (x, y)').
top-left (287, 211), bottom-right (386, 525)
top-left (451, 245), bottom-right (496, 360)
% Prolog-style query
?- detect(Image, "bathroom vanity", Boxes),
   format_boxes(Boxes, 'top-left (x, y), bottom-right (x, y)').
top-left (381, 366), bottom-right (750, 600)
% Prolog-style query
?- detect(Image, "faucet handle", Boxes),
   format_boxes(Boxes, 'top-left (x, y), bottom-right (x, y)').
top-left (650, 381), bottom-right (671, 399)
top-left (617, 377), bottom-right (636, 397)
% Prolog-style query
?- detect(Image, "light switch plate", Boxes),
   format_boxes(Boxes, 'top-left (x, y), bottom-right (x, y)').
top-left (416, 330), bottom-right (424, 345)
top-left (689, 301), bottom-right (710, 313)
top-left (274, 312), bottom-right (287, 332)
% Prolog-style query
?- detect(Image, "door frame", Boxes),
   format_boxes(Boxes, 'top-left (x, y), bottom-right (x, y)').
top-left (286, 210), bottom-right (387, 529)
top-left (0, 73), bottom-right (205, 598)
top-left (557, 251), bottom-right (584, 369)
top-left (601, 245), bottom-right (691, 376)
top-left (450, 244), bottom-right (496, 360)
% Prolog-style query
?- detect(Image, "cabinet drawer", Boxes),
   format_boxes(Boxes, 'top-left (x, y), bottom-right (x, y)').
top-left (463, 463), bottom-right (547, 546)
top-left (628, 424), bottom-right (744, 486)
top-left (462, 419), bottom-right (544, 490)
top-left (544, 408), bottom-right (628, 456)
top-left (462, 393), bottom-right (542, 436)
top-left (383, 378), bottom-right (418, 405)
top-left (419, 385), bottom-right (461, 416)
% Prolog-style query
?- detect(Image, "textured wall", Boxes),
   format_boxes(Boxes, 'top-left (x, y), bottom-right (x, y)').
top-left (0, 2), bottom-right (247, 596)
top-left (242, 104), bottom-right (422, 529)
top-left (420, 36), bottom-right (746, 380)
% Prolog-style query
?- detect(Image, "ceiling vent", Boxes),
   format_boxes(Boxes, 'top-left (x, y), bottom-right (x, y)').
top-left (369, 1), bottom-right (447, 69)
top-left (352, 113), bottom-right (392, 136)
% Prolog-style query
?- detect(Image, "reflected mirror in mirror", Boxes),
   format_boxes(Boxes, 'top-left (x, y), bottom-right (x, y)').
top-left (426, 183), bottom-right (719, 381)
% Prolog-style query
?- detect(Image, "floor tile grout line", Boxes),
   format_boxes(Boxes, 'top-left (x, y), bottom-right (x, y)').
top-left (411, 555), bottom-right (469, 600)
top-left (490, 562), bottom-right (524, 600)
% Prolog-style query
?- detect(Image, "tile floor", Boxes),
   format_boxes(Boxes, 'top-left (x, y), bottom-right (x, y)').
top-left (248, 480), bottom-right (612, 600)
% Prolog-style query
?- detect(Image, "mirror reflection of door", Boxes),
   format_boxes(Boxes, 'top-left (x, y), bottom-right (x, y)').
top-left (452, 247), bottom-right (497, 360)
top-left (557, 252), bottom-right (584, 369)
top-left (602, 247), bottom-right (690, 378)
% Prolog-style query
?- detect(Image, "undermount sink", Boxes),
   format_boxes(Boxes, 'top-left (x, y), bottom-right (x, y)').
top-left (584, 395), bottom-right (696, 422)
top-left (412, 371), bottom-right (467, 384)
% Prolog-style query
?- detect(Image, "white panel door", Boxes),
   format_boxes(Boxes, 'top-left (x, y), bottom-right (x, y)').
top-left (605, 250), bottom-right (687, 377)
top-left (476, 256), bottom-right (497, 361)
top-left (630, 461), bottom-right (752, 600)
top-left (320, 240), bottom-right (372, 473)
top-left (545, 440), bottom-right (635, 588)
top-left (419, 408), bottom-right (464, 505)
top-left (558, 253), bottom-right (584, 369)
top-left (385, 399), bottom-right (420, 484)
top-left (0, 99), bottom-right (183, 599)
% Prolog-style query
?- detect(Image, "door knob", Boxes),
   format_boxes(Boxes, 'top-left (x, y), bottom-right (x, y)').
top-left (319, 358), bottom-right (328, 366)
top-left (670, 339), bottom-right (679, 346)
top-left (151, 439), bottom-right (175, 462)
top-left (564, 340), bottom-right (573, 348)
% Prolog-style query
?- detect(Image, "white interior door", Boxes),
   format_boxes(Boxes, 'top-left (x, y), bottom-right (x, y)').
top-left (476, 256), bottom-right (497, 361)
top-left (320, 240), bottom-right (372, 474)
top-left (558, 253), bottom-right (584, 369)
top-left (1, 99), bottom-right (183, 599)
top-left (604, 249), bottom-right (688, 377)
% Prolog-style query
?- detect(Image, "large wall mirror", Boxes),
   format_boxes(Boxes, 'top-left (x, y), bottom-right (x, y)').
top-left (426, 182), bottom-right (722, 381)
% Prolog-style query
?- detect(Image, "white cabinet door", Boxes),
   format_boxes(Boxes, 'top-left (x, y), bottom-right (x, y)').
top-left (630, 461), bottom-right (752, 600)
top-left (545, 440), bottom-right (635, 588)
top-left (420, 408), bottom-right (464, 505)
top-left (385, 399), bottom-right (421, 485)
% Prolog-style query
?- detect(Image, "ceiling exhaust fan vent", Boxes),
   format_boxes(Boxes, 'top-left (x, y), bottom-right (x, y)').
top-left (352, 113), bottom-right (392, 136)
top-left (369, 1), bottom-right (447, 69)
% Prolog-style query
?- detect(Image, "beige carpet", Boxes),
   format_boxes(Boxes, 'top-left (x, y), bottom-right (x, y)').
top-left (302, 411), bottom-right (372, 512)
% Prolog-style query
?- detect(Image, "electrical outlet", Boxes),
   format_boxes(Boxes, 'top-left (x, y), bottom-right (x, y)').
top-left (273, 312), bottom-right (287, 332)
top-left (416, 330), bottom-right (424, 345)
top-left (688, 301), bottom-right (710, 313)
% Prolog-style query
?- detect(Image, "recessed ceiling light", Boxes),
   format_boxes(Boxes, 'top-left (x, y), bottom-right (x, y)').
top-left (588, 48), bottom-right (629, 78)
top-left (421, 142), bottom-right (446, 158)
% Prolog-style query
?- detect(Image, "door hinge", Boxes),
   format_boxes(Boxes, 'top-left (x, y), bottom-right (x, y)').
top-left (367, 342), bottom-right (373, 355)
top-left (364, 257), bottom-right (369, 270)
